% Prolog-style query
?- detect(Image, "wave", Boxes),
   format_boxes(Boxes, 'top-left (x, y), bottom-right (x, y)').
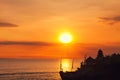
top-left (0, 72), bottom-right (58, 76)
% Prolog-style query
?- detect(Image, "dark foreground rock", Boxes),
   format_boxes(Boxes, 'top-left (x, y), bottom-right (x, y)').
top-left (59, 49), bottom-right (120, 80)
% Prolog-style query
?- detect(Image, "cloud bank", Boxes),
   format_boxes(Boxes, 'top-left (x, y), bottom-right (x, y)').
top-left (0, 22), bottom-right (18, 27)
top-left (100, 16), bottom-right (120, 25)
top-left (0, 41), bottom-right (53, 46)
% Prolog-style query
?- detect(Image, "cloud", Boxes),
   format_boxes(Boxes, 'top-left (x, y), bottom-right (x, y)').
top-left (0, 22), bottom-right (18, 27)
top-left (99, 16), bottom-right (120, 25)
top-left (0, 41), bottom-right (53, 46)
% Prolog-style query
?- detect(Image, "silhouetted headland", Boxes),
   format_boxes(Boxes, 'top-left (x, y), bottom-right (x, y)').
top-left (59, 49), bottom-right (120, 80)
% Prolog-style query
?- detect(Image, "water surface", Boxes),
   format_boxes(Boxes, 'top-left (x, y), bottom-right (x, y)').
top-left (0, 59), bottom-right (80, 80)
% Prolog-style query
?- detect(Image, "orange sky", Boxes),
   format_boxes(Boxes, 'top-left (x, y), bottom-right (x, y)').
top-left (0, 0), bottom-right (120, 59)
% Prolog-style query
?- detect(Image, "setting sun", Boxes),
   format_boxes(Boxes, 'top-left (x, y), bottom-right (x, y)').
top-left (59, 33), bottom-right (73, 44)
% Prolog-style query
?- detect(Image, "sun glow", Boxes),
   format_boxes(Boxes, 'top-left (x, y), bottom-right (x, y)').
top-left (59, 33), bottom-right (73, 44)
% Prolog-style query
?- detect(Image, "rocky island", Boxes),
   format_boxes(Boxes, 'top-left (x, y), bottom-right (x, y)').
top-left (59, 49), bottom-right (120, 80)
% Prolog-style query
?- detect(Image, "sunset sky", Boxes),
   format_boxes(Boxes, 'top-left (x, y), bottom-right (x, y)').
top-left (0, 0), bottom-right (120, 59)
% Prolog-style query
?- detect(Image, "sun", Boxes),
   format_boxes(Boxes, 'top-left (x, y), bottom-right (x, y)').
top-left (59, 33), bottom-right (73, 44)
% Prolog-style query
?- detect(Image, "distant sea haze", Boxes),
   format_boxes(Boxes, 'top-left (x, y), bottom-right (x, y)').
top-left (0, 59), bottom-right (80, 80)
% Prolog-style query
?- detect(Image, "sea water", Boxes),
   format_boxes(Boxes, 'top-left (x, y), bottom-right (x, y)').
top-left (0, 59), bottom-right (80, 80)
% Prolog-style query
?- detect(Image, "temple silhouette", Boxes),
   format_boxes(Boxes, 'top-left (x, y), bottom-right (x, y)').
top-left (59, 49), bottom-right (120, 80)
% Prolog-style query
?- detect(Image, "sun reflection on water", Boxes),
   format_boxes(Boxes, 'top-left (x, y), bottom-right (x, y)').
top-left (61, 59), bottom-right (72, 72)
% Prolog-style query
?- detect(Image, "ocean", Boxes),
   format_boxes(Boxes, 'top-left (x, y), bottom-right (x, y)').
top-left (0, 59), bottom-right (80, 80)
